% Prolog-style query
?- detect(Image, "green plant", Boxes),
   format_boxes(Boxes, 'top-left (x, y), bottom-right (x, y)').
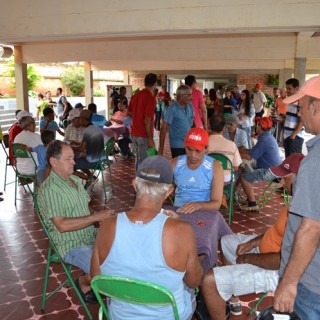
top-left (267, 74), bottom-right (279, 86)
top-left (4, 57), bottom-right (42, 92)
top-left (132, 87), bottom-right (140, 95)
top-left (94, 89), bottom-right (105, 97)
top-left (265, 93), bottom-right (274, 108)
top-left (60, 66), bottom-right (85, 96)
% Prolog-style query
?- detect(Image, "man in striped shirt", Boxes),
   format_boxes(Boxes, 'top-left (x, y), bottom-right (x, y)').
top-left (283, 78), bottom-right (304, 157)
top-left (38, 140), bottom-right (114, 303)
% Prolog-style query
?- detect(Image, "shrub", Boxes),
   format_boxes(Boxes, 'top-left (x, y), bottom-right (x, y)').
top-left (60, 66), bottom-right (85, 96)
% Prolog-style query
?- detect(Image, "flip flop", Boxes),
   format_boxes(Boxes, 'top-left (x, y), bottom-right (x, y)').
top-left (74, 277), bottom-right (98, 304)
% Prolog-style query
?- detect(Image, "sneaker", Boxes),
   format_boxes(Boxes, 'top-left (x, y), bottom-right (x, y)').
top-left (241, 204), bottom-right (259, 212)
top-left (84, 176), bottom-right (99, 190)
top-left (229, 301), bottom-right (242, 316)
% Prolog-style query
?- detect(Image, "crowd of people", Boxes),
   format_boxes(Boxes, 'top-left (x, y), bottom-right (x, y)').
top-left (3, 74), bottom-right (320, 319)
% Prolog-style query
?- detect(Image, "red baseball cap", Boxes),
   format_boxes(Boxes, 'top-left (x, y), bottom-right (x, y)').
top-left (269, 153), bottom-right (305, 177)
top-left (256, 117), bottom-right (273, 130)
top-left (284, 76), bottom-right (320, 104)
top-left (184, 128), bottom-right (209, 151)
top-left (255, 83), bottom-right (263, 89)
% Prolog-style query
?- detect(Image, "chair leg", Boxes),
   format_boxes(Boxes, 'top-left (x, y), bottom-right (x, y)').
top-left (61, 264), bottom-right (93, 320)
top-left (108, 165), bottom-right (114, 194)
top-left (41, 247), bottom-right (53, 311)
top-left (257, 181), bottom-right (280, 210)
top-left (248, 292), bottom-right (267, 315)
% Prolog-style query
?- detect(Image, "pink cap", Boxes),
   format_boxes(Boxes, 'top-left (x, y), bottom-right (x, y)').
top-left (284, 76), bottom-right (320, 104)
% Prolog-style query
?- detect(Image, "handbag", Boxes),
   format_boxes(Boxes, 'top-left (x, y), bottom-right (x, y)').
top-left (256, 306), bottom-right (301, 320)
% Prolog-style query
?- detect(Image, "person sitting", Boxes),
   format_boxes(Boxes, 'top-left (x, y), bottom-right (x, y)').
top-left (13, 112), bottom-right (43, 175)
top-left (87, 103), bottom-right (108, 129)
top-left (200, 153), bottom-right (304, 320)
top-left (239, 117), bottom-right (281, 211)
top-left (63, 108), bottom-right (85, 145)
top-left (40, 107), bottom-right (65, 137)
top-left (103, 96), bottom-right (128, 141)
top-left (8, 110), bottom-right (24, 165)
top-left (207, 114), bottom-right (242, 183)
top-left (23, 130), bottom-right (55, 185)
top-left (223, 114), bottom-right (249, 151)
top-left (172, 128), bottom-right (224, 214)
top-left (73, 109), bottom-right (105, 185)
top-left (91, 155), bottom-right (204, 319)
top-left (38, 140), bottom-right (114, 303)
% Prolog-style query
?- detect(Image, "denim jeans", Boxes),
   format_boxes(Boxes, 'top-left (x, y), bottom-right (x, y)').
top-left (64, 245), bottom-right (93, 274)
top-left (131, 136), bottom-right (148, 172)
top-left (294, 283), bottom-right (320, 320)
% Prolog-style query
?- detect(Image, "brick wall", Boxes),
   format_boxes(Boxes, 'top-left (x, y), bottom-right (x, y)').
top-left (237, 74), bottom-right (274, 95)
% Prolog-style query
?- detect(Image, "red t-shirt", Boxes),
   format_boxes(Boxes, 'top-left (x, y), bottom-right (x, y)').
top-left (8, 123), bottom-right (23, 165)
top-left (191, 88), bottom-right (205, 128)
top-left (128, 88), bottom-right (156, 137)
top-left (158, 91), bottom-right (171, 106)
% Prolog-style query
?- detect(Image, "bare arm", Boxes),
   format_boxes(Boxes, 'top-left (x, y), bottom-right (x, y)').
top-left (177, 161), bottom-right (224, 214)
top-left (274, 217), bottom-right (320, 313)
top-left (183, 223), bottom-right (204, 288)
top-left (144, 117), bottom-right (155, 148)
top-left (200, 103), bottom-right (207, 130)
top-left (236, 252), bottom-right (280, 270)
top-left (52, 209), bottom-right (114, 233)
top-left (158, 121), bottom-right (169, 155)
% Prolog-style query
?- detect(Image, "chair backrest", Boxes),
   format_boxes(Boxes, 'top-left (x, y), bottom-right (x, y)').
top-left (3, 133), bottom-right (9, 148)
top-left (104, 137), bottom-right (115, 155)
top-left (12, 143), bottom-right (37, 174)
top-left (208, 152), bottom-right (234, 174)
top-left (91, 275), bottom-right (180, 320)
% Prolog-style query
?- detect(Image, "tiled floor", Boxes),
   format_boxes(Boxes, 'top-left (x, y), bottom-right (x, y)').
top-left (0, 143), bottom-right (285, 319)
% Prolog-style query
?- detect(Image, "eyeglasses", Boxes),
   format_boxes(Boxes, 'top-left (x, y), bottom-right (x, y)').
top-left (182, 93), bottom-right (192, 97)
top-left (226, 122), bottom-right (236, 126)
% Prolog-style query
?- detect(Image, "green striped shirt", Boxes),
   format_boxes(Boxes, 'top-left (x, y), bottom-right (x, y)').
top-left (38, 171), bottom-right (96, 258)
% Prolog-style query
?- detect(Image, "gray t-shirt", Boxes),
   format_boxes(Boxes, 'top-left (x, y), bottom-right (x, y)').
top-left (280, 134), bottom-right (320, 295)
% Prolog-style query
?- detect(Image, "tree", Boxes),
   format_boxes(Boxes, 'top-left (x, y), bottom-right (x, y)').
top-left (4, 57), bottom-right (42, 93)
top-left (60, 65), bottom-right (85, 96)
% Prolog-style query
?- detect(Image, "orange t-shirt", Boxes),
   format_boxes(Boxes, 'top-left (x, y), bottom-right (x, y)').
top-left (259, 206), bottom-right (289, 253)
top-left (275, 97), bottom-right (288, 115)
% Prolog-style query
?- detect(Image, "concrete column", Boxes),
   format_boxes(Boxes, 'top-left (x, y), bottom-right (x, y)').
top-left (123, 70), bottom-right (129, 85)
top-left (294, 58), bottom-right (307, 85)
top-left (283, 68), bottom-right (294, 83)
top-left (84, 62), bottom-right (93, 106)
top-left (14, 46), bottom-right (29, 111)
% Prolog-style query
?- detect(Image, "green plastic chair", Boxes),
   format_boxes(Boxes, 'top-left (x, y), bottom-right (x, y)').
top-left (12, 143), bottom-right (38, 206)
top-left (91, 275), bottom-right (180, 320)
top-left (208, 153), bottom-right (235, 224)
top-left (87, 137), bottom-right (115, 202)
top-left (33, 199), bottom-right (93, 320)
top-left (1, 134), bottom-right (16, 190)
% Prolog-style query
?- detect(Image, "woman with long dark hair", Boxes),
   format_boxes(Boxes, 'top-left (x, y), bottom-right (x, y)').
top-left (205, 88), bottom-right (220, 119)
top-left (237, 89), bottom-right (255, 148)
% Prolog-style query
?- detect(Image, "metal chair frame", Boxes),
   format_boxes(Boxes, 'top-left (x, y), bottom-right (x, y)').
top-left (208, 153), bottom-right (235, 224)
top-left (34, 199), bottom-right (93, 320)
top-left (12, 143), bottom-right (38, 205)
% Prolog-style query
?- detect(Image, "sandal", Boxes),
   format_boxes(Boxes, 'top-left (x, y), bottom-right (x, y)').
top-left (74, 277), bottom-right (98, 304)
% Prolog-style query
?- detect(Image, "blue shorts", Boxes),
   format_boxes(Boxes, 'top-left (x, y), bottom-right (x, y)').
top-left (294, 283), bottom-right (320, 319)
top-left (64, 245), bottom-right (93, 274)
top-left (242, 168), bottom-right (275, 183)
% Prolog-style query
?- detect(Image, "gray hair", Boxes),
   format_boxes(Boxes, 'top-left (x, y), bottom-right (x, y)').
top-left (176, 85), bottom-right (191, 99)
top-left (19, 116), bottom-right (35, 129)
top-left (134, 176), bottom-right (172, 200)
